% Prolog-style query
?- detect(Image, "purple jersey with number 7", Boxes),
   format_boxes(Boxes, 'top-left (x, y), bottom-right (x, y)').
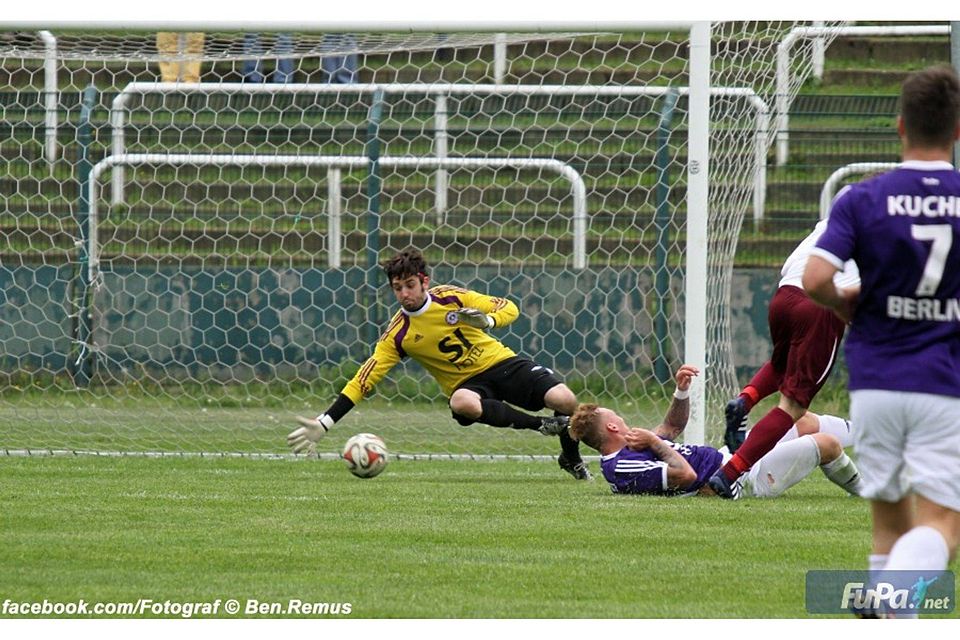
top-left (813, 160), bottom-right (960, 397)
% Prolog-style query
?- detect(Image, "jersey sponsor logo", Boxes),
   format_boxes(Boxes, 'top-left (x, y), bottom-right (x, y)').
top-left (887, 194), bottom-right (960, 218)
top-left (887, 295), bottom-right (960, 321)
top-left (445, 311), bottom-right (458, 325)
top-left (438, 327), bottom-right (486, 370)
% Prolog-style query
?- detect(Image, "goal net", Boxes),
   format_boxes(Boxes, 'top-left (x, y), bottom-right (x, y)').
top-left (0, 24), bottom-right (843, 456)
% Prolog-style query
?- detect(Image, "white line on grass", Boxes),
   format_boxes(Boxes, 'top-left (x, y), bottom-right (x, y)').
top-left (1, 448), bottom-right (599, 462)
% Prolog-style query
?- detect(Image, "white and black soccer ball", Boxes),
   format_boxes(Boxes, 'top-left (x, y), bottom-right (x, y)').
top-left (342, 433), bottom-right (389, 479)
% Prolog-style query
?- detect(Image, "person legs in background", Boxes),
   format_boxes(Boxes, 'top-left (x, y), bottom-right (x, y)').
top-left (273, 33), bottom-right (295, 83)
top-left (156, 32), bottom-right (205, 83)
top-left (321, 34), bottom-right (358, 84)
top-left (243, 33), bottom-right (295, 83)
top-left (241, 33), bottom-right (265, 83)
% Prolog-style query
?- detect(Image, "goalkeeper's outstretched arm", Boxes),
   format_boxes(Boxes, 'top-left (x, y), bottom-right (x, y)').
top-left (287, 335), bottom-right (401, 452)
top-left (287, 393), bottom-right (355, 453)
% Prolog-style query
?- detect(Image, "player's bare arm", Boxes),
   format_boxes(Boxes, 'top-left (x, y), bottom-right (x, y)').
top-left (624, 428), bottom-right (697, 490)
top-left (836, 285), bottom-right (860, 323)
top-left (654, 396), bottom-right (689, 442)
top-left (803, 255), bottom-right (858, 322)
top-left (654, 364), bottom-right (698, 441)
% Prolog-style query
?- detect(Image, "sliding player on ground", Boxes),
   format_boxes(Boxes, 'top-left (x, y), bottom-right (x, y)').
top-left (570, 365), bottom-right (862, 498)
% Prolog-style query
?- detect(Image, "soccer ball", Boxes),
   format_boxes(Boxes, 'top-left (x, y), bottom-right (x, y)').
top-left (342, 433), bottom-right (389, 479)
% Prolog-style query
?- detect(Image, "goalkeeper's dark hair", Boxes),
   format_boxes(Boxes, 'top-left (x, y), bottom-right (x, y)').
top-left (384, 249), bottom-right (429, 282)
top-left (900, 64), bottom-right (960, 149)
top-left (569, 403), bottom-right (605, 451)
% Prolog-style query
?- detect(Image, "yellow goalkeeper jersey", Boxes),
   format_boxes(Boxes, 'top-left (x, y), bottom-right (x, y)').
top-left (340, 285), bottom-right (520, 403)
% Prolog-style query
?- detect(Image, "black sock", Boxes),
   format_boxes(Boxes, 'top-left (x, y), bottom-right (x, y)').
top-left (478, 399), bottom-right (542, 430)
top-left (558, 421), bottom-right (583, 461)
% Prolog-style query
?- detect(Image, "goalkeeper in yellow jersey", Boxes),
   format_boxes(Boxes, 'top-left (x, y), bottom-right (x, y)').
top-left (287, 248), bottom-right (591, 480)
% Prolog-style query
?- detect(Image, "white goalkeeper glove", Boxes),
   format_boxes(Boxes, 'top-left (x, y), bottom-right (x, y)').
top-left (458, 307), bottom-right (494, 330)
top-left (287, 413), bottom-right (335, 453)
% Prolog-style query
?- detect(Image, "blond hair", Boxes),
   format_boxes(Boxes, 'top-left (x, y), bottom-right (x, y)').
top-left (569, 403), bottom-right (605, 451)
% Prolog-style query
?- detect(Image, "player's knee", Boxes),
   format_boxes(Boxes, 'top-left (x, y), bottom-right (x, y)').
top-left (544, 384), bottom-right (577, 414)
top-left (811, 432), bottom-right (842, 464)
top-left (448, 391), bottom-right (481, 420)
top-left (794, 412), bottom-right (819, 437)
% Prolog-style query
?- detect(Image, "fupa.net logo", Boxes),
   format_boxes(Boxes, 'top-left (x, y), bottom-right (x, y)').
top-left (806, 570), bottom-right (955, 615)
top-left (842, 575), bottom-right (951, 613)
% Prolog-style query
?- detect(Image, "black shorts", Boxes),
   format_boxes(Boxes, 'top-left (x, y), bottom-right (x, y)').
top-left (450, 356), bottom-right (563, 425)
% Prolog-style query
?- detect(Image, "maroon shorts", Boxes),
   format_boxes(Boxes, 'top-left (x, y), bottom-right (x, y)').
top-left (768, 285), bottom-right (846, 407)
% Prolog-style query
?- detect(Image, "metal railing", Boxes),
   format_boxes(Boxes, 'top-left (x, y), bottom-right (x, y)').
top-left (87, 152), bottom-right (589, 279)
top-left (35, 30), bottom-right (510, 163)
top-left (819, 161), bottom-right (899, 219)
top-left (776, 24), bottom-right (950, 166)
top-left (108, 81), bottom-right (771, 221)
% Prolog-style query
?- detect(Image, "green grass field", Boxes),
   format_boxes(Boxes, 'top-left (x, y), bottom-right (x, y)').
top-left (2, 388), bottom-right (957, 619)
top-left (0, 383), bottom-right (851, 455)
top-left (3, 453), bottom-right (957, 619)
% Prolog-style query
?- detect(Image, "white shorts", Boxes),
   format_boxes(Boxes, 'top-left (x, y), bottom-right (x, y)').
top-left (851, 389), bottom-right (960, 511)
top-left (743, 434), bottom-right (821, 499)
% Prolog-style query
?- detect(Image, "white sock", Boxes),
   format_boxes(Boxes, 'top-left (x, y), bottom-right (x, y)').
top-left (884, 525), bottom-right (950, 572)
top-left (853, 554), bottom-right (890, 617)
top-left (868, 554), bottom-right (888, 571)
top-left (777, 425), bottom-right (800, 444)
top-left (817, 414), bottom-right (853, 448)
top-left (820, 452), bottom-right (862, 495)
top-left (878, 527), bottom-right (949, 619)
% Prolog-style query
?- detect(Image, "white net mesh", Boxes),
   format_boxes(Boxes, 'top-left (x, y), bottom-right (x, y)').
top-left (0, 24), bottom-right (844, 455)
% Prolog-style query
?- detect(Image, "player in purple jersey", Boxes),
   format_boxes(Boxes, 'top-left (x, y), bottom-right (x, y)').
top-left (568, 365), bottom-right (862, 498)
top-left (804, 65), bottom-right (960, 590)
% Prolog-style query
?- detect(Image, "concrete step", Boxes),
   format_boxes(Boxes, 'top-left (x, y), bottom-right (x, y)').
top-left (827, 35), bottom-right (948, 65)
